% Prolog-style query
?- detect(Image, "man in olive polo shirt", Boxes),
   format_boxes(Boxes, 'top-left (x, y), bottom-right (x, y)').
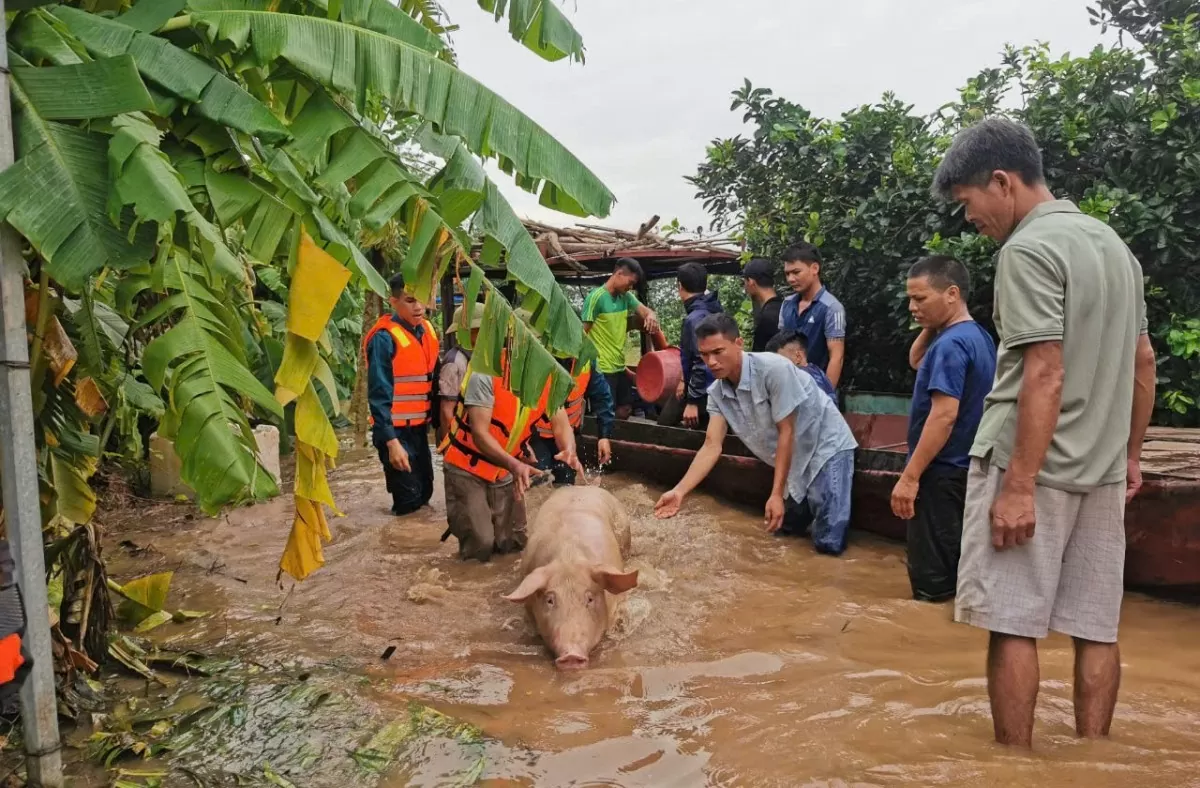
top-left (582, 258), bottom-right (659, 419)
top-left (933, 118), bottom-right (1156, 748)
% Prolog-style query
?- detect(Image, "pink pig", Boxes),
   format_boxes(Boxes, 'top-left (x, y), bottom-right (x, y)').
top-left (502, 486), bottom-right (639, 669)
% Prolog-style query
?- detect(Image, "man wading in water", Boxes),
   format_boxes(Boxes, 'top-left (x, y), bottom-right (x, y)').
top-left (890, 256), bottom-right (996, 603)
top-left (653, 314), bottom-right (858, 555)
top-left (934, 117), bottom-right (1156, 747)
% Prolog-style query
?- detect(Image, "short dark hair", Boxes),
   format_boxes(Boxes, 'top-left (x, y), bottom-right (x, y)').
top-left (389, 272), bottom-right (406, 297)
top-left (614, 257), bottom-right (644, 284)
top-left (932, 117), bottom-right (1046, 201)
top-left (742, 258), bottom-right (775, 287)
top-left (677, 262), bottom-right (708, 294)
top-left (908, 256), bottom-right (970, 296)
top-left (694, 313), bottom-right (741, 342)
top-left (781, 242), bottom-right (821, 266)
top-left (765, 329), bottom-right (807, 354)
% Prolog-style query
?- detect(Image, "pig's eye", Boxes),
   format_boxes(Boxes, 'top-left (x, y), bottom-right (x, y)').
top-left (585, 591), bottom-right (595, 606)
top-left (544, 593), bottom-right (556, 608)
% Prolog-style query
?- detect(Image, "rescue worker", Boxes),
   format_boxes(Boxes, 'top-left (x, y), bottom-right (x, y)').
top-left (529, 355), bottom-right (615, 486)
top-left (439, 347), bottom-right (578, 562)
top-left (364, 273), bottom-right (439, 516)
top-left (437, 303), bottom-right (483, 444)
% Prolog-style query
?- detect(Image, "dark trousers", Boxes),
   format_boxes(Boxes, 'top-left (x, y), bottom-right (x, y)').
top-left (373, 426), bottom-right (434, 515)
top-left (906, 465), bottom-right (968, 602)
top-left (530, 433), bottom-right (575, 486)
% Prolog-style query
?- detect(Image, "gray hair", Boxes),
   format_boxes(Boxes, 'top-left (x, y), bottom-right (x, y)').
top-left (931, 117), bottom-right (1045, 201)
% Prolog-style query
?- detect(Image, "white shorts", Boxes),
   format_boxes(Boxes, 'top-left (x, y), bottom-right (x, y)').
top-left (955, 458), bottom-right (1126, 643)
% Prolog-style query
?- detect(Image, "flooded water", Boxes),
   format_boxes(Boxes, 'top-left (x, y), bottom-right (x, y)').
top-left (101, 445), bottom-right (1200, 787)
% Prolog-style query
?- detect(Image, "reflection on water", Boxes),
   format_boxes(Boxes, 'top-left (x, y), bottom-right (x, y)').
top-left (104, 447), bottom-right (1200, 787)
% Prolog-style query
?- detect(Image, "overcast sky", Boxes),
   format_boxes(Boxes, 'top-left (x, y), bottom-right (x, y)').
top-left (451, 0), bottom-right (1111, 232)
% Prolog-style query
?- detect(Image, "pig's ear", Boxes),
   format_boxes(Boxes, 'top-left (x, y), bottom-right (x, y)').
top-left (592, 566), bottom-right (639, 595)
top-left (502, 567), bottom-right (549, 603)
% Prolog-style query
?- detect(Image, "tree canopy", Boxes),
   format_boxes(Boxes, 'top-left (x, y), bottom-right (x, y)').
top-left (690, 0), bottom-right (1200, 424)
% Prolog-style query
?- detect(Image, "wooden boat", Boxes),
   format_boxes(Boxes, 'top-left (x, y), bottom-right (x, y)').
top-left (578, 392), bottom-right (1200, 591)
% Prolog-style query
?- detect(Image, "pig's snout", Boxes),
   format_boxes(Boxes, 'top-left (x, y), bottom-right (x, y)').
top-left (555, 652), bottom-right (589, 670)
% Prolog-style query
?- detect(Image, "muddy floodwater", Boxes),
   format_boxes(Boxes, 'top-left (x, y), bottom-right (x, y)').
top-left (101, 445), bottom-right (1200, 787)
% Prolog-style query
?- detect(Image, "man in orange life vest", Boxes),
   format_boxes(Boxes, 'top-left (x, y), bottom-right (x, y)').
top-left (439, 354), bottom-right (578, 561)
top-left (528, 356), bottom-right (615, 486)
top-left (364, 273), bottom-right (440, 516)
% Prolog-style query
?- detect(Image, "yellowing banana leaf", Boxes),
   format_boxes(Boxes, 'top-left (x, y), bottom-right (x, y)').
top-left (296, 384), bottom-right (339, 459)
top-left (477, 0), bottom-right (585, 64)
top-left (48, 451), bottom-right (98, 525)
top-left (112, 572), bottom-right (173, 626)
top-left (312, 356), bottom-right (340, 415)
top-left (279, 497), bottom-right (329, 582)
top-left (274, 333), bottom-right (319, 406)
top-left (187, 7), bottom-right (614, 219)
top-left (288, 229), bottom-right (352, 341)
top-left (43, 316), bottom-right (78, 387)
top-left (134, 610), bottom-right (175, 634)
top-left (75, 376), bottom-right (109, 418)
top-left (295, 443), bottom-right (336, 510)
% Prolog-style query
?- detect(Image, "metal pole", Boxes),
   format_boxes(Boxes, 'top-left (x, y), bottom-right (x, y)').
top-left (0, 5), bottom-right (64, 787)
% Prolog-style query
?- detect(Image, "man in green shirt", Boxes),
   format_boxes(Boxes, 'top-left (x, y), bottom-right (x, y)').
top-left (582, 258), bottom-right (659, 419)
top-left (933, 117), bottom-right (1156, 749)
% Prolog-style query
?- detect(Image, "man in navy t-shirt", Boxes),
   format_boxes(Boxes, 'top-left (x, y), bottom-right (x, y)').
top-left (891, 256), bottom-right (997, 603)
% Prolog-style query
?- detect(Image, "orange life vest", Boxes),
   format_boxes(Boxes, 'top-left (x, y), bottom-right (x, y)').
top-left (362, 315), bottom-right (440, 429)
top-left (533, 360), bottom-right (591, 440)
top-left (439, 369), bottom-right (551, 483)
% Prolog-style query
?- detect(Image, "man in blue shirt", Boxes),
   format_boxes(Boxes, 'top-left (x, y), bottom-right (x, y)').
top-left (654, 314), bottom-right (858, 556)
top-left (778, 243), bottom-right (847, 389)
top-left (891, 256), bottom-right (997, 602)
top-left (764, 329), bottom-right (837, 403)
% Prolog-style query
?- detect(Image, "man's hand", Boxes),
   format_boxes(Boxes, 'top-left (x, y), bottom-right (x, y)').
top-left (1126, 456), bottom-right (1143, 504)
top-left (890, 474), bottom-right (919, 520)
top-left (509, 461), bottom-right (537, 499)
top-left (642, 310), bottom-right (660, 334)
top-left (597, 438), bottom-right (612, 466)
top-left (991, 479), bottom-right (1036, 549)
top-left (554, 444), bottom-right (577, 471)
top-left (764, 493), bottom-right (786, 533)
top-left (387, 439), bottom-right (411, 472)
top-left (675, 379), bottom-right (685, 400)
top-left (654, 489), bottom-right (685, 519)
top-left (682, 403), bottom-right (700, 428)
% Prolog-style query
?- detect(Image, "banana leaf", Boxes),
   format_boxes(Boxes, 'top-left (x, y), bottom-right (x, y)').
top-left (186, 6), bottom-right (614, 218)
top-left (0, 55), bottom-right (156, 288)
top-left (477, 0), bottom-right (585, 64)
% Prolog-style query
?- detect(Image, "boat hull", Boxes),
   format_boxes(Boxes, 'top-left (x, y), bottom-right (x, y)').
top-left (578, 417), bottom-right (1200, 591)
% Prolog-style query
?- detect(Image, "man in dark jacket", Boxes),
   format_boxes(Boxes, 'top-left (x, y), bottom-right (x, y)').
top-left (677, 262), bottom-right (725, 429)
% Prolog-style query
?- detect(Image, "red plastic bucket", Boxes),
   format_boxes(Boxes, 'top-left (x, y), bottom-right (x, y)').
top-left (636, 348), bottom-right (682, 405)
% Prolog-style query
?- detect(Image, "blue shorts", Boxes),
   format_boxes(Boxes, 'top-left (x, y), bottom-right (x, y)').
top-left (782, 449), bottom-right (854, 555)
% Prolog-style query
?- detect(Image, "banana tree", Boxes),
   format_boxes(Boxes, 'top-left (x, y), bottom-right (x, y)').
top-left (0, 0), bottom-right (613, 591)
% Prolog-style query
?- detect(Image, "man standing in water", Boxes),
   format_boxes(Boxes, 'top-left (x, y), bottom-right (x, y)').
top-left (934, 117), bottom-right (1156, 747)
top-left (364, 273), bottom-right (440, 516)
top-left (653, 314), bottom-right (858, 556)
top-left (778, 243), bottom-right (847, 389)
top-left (582, 258), bottom-right (660, 419)
top-left (890, 256), bottom-right (996, 603)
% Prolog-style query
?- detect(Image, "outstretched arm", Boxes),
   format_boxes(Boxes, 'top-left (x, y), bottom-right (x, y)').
top-left (654, 415), bottom-right (728, 517)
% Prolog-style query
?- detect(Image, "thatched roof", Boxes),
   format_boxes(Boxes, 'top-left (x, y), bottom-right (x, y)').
top-left (520, 215), bottom-right (742, 279)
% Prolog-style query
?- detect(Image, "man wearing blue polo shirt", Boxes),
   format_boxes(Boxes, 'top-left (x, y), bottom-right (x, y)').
top-left (778, 243), bottom-right (847, 389)
top-left (890, 256), bottom-right (997, 603)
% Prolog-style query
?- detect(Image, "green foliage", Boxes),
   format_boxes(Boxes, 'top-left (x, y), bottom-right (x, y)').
top-left (691, 1), bottom-right (1200, 424)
